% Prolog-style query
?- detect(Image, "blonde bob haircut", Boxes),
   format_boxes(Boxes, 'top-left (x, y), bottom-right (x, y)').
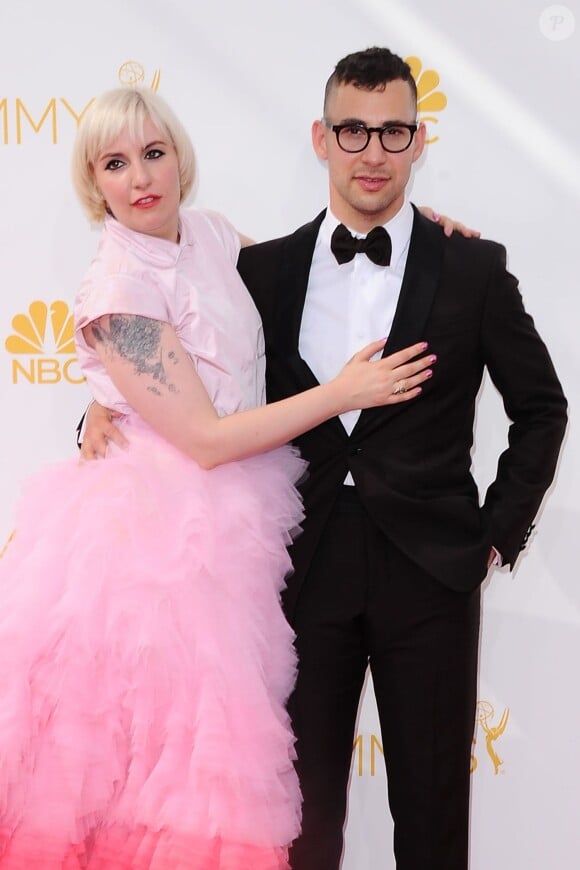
top-left (72, 87), bottom-right (196, 223)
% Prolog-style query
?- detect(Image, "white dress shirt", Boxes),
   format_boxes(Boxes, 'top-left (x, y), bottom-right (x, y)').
top-left (299, 200), bottom-right (414, 436)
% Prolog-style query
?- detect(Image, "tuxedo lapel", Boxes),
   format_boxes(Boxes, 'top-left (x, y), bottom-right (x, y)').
top-left (274, 210), bottom-right (349, 440)
top-left (352, 208), bottom-right (444, 437)
top-left (275, 211), bottom-right (325, 391)
top-left (384, 208), bottom-right (444, 355)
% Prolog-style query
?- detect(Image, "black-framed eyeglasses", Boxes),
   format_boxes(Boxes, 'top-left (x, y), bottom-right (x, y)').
top-left (322, 119), bottom-right (418, 154)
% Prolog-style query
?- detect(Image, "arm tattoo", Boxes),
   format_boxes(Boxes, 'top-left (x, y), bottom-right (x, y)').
top-left (91, 315), bottom-right (180, 395)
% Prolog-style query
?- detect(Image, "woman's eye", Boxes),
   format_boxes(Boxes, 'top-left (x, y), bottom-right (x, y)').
top-left (145, 148), bottom-right (164, 160)
top-left (105, 158), bottom-right (123, 171)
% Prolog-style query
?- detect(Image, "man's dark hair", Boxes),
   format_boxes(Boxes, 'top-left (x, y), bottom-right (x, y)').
top-left (323, 47), bottom-right (417, 113)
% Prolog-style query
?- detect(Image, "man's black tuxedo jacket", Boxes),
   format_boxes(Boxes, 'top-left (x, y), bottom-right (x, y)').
top-left (237, 208), bottom-right (567, 619)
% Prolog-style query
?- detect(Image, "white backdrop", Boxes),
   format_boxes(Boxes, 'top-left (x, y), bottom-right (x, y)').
top-left (1, 1), bottom-right (578, 867)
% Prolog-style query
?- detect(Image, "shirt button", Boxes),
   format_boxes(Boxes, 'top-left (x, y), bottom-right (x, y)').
top-left (349, 447), bottom-right (363, 456)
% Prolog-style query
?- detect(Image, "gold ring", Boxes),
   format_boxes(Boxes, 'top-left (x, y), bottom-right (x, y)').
top-left (393, 381), bottom-right (407, 395)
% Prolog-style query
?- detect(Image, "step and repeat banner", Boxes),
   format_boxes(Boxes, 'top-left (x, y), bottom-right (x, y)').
top-left (1, 1), bottom-right (578, 867)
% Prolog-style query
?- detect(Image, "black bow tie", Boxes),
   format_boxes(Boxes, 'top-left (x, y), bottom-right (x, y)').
top-left (330, 223), bottom-right (392, 267)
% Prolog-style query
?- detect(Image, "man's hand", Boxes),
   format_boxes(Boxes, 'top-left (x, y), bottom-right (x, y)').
top-left (418, 206), bottom-right (481, 239)
top-left (80, 402), bottom-right (128, 460)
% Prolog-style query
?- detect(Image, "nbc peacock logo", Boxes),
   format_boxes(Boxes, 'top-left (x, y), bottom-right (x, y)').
top-left (405, 56), bottom-right (447, 145)
top-left (5, 300), bottom-right (85, 385)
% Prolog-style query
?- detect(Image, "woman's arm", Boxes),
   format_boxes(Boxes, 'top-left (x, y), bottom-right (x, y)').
top-left (83, 314), bottom-right (434, 468)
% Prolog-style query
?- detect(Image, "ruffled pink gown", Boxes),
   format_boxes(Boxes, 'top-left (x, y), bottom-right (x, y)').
top-left (0, 210), bottom-right (304, 868)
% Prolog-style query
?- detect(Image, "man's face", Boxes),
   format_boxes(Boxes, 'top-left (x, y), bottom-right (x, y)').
top-left (312, 79), bottom-right (425, 232)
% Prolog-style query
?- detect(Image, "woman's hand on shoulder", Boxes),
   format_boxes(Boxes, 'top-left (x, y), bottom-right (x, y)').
top-left (418, 206), bottom-right (480, 239)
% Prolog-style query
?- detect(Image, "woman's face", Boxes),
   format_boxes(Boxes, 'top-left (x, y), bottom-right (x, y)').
top-left (93, 118), bottom-right (181, 242)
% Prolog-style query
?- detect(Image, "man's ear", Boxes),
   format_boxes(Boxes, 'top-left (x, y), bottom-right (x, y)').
top-left (411, 121), bottom-right (427, 164)
top-left (311, 119), bottom-right (328, 161)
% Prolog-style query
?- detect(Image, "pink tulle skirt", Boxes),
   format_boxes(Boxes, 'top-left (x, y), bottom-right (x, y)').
top-left (0, 417), bottom-right (305, 868)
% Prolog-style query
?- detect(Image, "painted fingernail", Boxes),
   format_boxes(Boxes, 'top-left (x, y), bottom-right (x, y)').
top-left (430, 354), bottom-right (437, 362)
top-left (431, 212), bottom-right (441, 222)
